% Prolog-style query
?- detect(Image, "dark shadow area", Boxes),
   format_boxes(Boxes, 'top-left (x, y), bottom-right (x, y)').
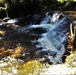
top-left (0, 0), bottom-right (76, 18)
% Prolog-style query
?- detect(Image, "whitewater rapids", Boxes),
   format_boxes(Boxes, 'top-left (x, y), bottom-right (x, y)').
top-left (17, 12), bottom-right (72, 64)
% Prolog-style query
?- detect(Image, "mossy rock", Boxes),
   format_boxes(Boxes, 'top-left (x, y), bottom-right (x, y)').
top-left (65, 51), bottom-right (76, 67)
top-left (17, 60), bottom-right (43, 75)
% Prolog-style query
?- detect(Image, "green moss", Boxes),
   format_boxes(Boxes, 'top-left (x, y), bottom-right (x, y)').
top-left (65, 50), bottom-right (76, 67)
top-left (17, 60), bottom-right (43, 75)
top-left (0, 58), bottom-right (43, 75)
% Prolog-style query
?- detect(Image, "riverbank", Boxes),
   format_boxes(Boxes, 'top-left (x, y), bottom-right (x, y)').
top-left (0, 51), bottom-right (76, 75)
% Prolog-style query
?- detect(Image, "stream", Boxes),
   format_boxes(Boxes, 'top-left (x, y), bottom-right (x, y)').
top-left (0, 11), bottom-right (75, 74)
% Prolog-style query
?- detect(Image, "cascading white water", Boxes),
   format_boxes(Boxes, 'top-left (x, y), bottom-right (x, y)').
top-left (18, 12), bottom-right (71, 64)
top-left (0, 12), bottom-right (71, 64)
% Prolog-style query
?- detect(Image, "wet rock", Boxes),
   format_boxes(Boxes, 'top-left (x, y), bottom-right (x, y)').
top-left (0, 47), bottom-right (14, 58)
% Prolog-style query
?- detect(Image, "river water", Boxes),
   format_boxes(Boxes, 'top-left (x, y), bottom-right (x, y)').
top-left (0, 11), bottom-right (74, 74)
top-left (18, 12), bottom-right (72, 64)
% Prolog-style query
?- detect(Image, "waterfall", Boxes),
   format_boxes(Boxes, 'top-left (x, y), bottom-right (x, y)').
top-left (0, 12), bottom-right (72, 64)
top-left (18, 12), bottom-right (71, 64)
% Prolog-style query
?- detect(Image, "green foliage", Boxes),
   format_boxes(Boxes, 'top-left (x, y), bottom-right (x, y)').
top-left (0, 0), bottom-right (76, 18)
top-left (57, 0), bottom-right (76, 3)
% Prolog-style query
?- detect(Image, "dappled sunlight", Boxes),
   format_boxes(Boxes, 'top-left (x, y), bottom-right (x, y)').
top-left (0, 30), bottom-right (5, 35)
top-left (0, 57), bottom-right (43, 75)
top-left (17, 60), bottom-right (43, 75)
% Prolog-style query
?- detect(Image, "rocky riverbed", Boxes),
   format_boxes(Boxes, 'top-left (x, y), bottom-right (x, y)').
top-left (0, 11), bottom-right (76, 75)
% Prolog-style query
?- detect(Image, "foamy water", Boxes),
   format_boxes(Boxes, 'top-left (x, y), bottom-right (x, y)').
top-left (40, 64), bottom-right (76, 75)
top-left (18, 12), bottom-right (71, 64)
top-left (0, 11), bottom-right (75, 75)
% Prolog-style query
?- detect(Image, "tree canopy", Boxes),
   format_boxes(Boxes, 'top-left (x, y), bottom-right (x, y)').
top-left (0, 0), bottom-right (76, 18)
